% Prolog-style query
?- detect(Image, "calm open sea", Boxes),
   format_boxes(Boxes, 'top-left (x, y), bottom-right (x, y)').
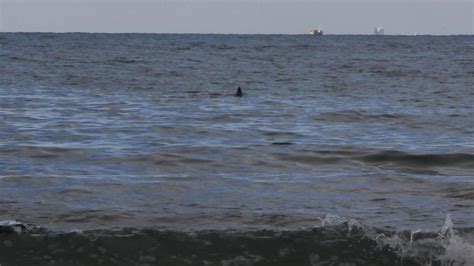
top-left (1, 33), bottom-right (473, 265)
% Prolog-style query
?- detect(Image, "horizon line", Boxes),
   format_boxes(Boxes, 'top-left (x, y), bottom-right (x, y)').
top-left (1, 31), bottom-right (472, 36)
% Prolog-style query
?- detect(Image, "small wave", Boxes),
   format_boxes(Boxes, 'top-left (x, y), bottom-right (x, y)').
top-left (271, 142), bottom-right (294, 146)
top-left (436, 184), bottom-right (474, 200)
top-left (0, 215), bottom-right (472, 265)
top-left (314, 110), bottom-right (405, 123)
top-left (288, 44), bottom-right (314, 49)
top-left (262, 130), bottom-right (300, 137)
top-left (275, 149), bottom-right (474, 169)
top-left (359, 151), bottom-right (474, 168)
top-left (105, 57), bottom-right (146, 65)
top-left (369, 67), bottom-right (422, 78)
top-left (104, 152), bottom-right (214, 166)
top-left (0, 145), bottom-right (84, 160)
top-left (275, 153), bottom-right (344, 164)
top-left (8, 56), bottom-right (45, 63)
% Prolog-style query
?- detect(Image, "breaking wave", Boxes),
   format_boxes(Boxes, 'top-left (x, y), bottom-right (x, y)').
top-left (1, 215), bottom-right (473, 265)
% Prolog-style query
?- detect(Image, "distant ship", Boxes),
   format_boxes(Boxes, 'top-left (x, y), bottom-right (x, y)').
top-left (309, 27), bottom-right (324, 36)
top-left (374, 27), bottom-right (384, 35)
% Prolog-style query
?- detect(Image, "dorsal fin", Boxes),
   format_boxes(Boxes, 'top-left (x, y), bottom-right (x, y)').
top-left (235, 87), bottom-right (243, 97)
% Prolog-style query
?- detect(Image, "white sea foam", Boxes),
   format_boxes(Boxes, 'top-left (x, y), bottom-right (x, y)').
top-left (373, 214), bottom-right (474, 266)
top-left (0, 220), bottom-right (26, 233)
top-left (321, 214), bottom-right (347, 227)
top-left (315, 213), bottom-right (474, 265)
top-left (320, 214), bottom-right (362, 235)
top-left (0, 220), bottom-right (22, 227)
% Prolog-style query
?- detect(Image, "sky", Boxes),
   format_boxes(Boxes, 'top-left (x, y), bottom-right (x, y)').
top-left (0, 0), bottom-right (472, 35)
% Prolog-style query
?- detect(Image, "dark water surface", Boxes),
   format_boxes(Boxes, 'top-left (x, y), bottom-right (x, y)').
top-left (0, 33), bottom-right (473, 265)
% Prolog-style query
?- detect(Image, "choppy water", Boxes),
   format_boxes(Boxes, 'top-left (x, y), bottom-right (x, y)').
top-left (0, 33), bottom-right (473, 265)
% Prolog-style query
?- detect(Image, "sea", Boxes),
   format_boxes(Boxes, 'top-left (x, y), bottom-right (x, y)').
top-left (0, 33), bottom-right (473, 265)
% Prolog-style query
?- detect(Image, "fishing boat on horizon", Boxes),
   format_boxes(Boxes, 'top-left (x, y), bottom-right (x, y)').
top-left (309, 27), bottom-right (324, 36)
top-left (374, 26), bottom-right (385, 35)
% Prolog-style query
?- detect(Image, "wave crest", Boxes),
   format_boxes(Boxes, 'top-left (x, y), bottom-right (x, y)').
top-left (1, 215), bottom-right (473, 265)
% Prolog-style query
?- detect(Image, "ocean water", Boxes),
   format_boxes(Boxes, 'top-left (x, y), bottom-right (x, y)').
top-left (0, 33), bottom-right (473, 265)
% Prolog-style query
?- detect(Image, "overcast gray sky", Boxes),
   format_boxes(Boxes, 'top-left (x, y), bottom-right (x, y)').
top-left (1, 0), bottom-right (472, 34)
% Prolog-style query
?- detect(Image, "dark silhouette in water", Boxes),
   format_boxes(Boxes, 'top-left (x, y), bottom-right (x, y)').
top-left (235, 87), bottom-right (243, 97)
